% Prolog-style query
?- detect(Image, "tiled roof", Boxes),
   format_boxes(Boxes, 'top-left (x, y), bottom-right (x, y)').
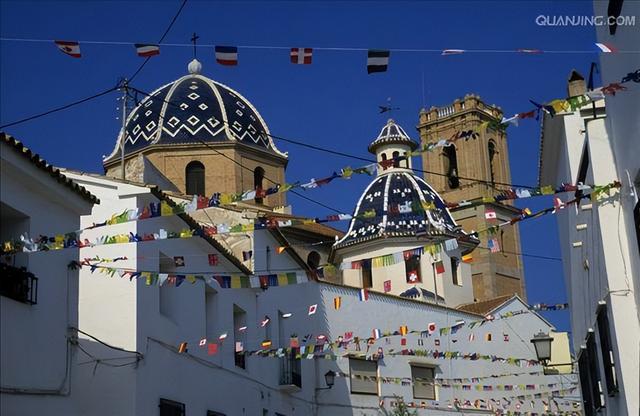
top-left (1, 132), bottom-right (99, 204)
top-left (456, 294), bottom-right (514, 315)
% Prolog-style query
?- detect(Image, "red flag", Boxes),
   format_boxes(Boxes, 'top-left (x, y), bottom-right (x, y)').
top-left (54, 40), bottom-right (81, 58)
top-left (207, 343), bottom-right (218, 355)
top-left (135, 44), bottom-right (160, 57)
top-left (290, 47), bottom-right (313, 64)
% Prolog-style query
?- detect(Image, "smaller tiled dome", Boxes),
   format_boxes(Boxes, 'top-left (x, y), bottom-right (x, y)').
top-left (368, 119), bottom-right (419, 154)
top-left (334, 171), bottom-right (467, 249)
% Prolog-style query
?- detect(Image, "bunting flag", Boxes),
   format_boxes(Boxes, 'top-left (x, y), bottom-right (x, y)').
top-left (441, 49), bottom-right (465, 55)
top-left (485, 209), bottom-right (497, 220)
top-left (178, 342), bottom-right (188, 353)
top-left (427, 322), bottom-right (437, 334)
top-left (333, 296), bottom-right (342, 310)
top-left (461, 254), bottom-right (473, 263)
top-left (290, 47), bottom-right (312, 64)
top-left (308, 304), bottom-right (317, 315)
top-left (367, 49), bottom-right (390, 73)
top-left (517, 48), bottom-right (543, 54)
top-left (199, 338), bottom-right (207, 347)
top-left (54, 40), bottom-right (81, 58)
top-left (215, 45), bottom-right (238, 65)
top-left (595, 42), bottom-right (617, 53)
top-left (488, 238), bottom-right (500, 253)
top-left (174, 256), bottom-right (185, 267)
top-left (135, 43), bottom-right (160, 57)
top-left (207, 343), bottom-right (218, 355)
top-left (383, 280), bottom-right (391, 293)
top-left (208, 254), bottom-right (218, 266)
top-left (434, 260), bottom-right (445, 274)
top-left (359, 288), bottom-right (369, 301)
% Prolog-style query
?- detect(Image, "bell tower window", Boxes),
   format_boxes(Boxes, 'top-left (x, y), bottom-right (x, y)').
top-left (488, 140), bottom-right (497, 184)
top-left (381, 153), bottom-right (388, 170)
top-left (443, 145), bottom-right (459, 189)
top-left (185, 161), bottom-right (205, 196)
top-left (392, 151), bottom-right (400, 168)
top-left (254, 166), bottom-right (265, 204)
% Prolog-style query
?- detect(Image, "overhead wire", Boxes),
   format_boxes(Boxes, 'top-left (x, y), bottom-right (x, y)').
top-left (128, 0), bottom-right (188, 82)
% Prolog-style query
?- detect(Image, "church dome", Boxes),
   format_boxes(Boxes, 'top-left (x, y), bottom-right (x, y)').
top-left (334, 171), bottom-right (466, 248)
top-left (103, 60), bottom-right (287, 164)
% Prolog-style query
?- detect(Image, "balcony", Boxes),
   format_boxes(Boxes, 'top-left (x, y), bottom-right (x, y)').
top-left (0, 263), bottom-right (37, 305)
top-left (279, 352), bottom-right (302, 391)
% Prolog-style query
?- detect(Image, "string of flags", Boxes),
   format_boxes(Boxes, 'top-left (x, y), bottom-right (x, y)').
top-left (5, 37), bottom-right (632, 64)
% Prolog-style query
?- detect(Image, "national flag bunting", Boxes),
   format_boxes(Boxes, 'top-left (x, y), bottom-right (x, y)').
top-left (372, 328), bottom-right (382, 339)
top-left (308, 304), bottom-right (317, 315)
top-left (359, 288), bottom-right (369, 301)
top-left (441, 49), bottom-right (465, 55)
top-left (290, 47), bottom-right (312, 64)
top-left (207, 343), bottom-right (218, 355)
top-left (135, 43), bottom-right (160, 57)
top-left (427, 322), bottom-right (437, 334)
top-left (54, 40), bottom-right (81, 58)
top-left (367, 50), bottom-right (390, 74)
top-left (434, 260), bottom-right (445, 274)
top-left (485, 209), bottom-right (497, 220)
top-left (215, 46), bottom-right (238, 65)
top-left (461, 254), bottom-right (473, 263)
top-left (199, 338), bottom-right (207, 347)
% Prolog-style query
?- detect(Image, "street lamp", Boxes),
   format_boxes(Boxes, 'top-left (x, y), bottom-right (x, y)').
top-left (530, 331), bottom-right (554, 365)
top-left (324, 370), bottom-right (336, 388)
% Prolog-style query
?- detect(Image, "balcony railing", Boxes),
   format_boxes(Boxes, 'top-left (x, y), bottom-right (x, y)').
top-left (279, 352), bottom-right (302, 389)
top-left (0, 263), bottom-right (37, 305)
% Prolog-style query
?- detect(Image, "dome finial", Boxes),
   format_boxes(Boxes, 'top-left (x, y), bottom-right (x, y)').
top-left (188, 58), bottom-right (202, 75)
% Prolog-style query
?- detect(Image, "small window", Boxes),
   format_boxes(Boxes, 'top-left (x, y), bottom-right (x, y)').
top-left (392, 151), bottom-right (400, 168)
top-left (451, 257), bottom-right (460, 286)
top-left (488, 140), bottom-right (497, 184)
top-left (404, 252), bottom-right (422, 283)
top-left (349, 358), bottom-right (378, 395)
top-left (362, 265), bottom-right (372, 289)
top-left (254, 167), bottom-right (265, 204)
top-left (443, 145), bottom-right (459, 189)
top-left (234, 305), bottom-right (247, 369)
top-left (185, 161), bottom-right (205, 196)
top-left (597, 305), bottom-right (618, 396)
top-left (578, 333), bottom-right (605, 416)
top-left (0, 263), bottom-right (37, 305)
top-left (159, 398), bottom-right (185, 416)
top-left (411, 365), bottom-right (436, 399)
top-left (307, 251), bottom-right (321, 270)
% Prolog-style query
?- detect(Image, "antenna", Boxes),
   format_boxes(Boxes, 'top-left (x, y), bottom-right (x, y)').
top-left (119, 79), bottom-right (130, 180)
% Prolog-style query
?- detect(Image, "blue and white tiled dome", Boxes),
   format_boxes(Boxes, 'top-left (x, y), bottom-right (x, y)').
top-left (334, 171), bottom-right (463, 248)
top-left (104, 59), bottom-right (286, 164)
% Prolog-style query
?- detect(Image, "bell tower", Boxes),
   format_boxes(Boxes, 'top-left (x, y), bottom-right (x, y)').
top-left (417, 94), bottom-right (526, 302)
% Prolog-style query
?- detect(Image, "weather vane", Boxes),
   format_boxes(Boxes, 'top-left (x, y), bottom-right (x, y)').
top-left (379, 97), bottom-right (400, 114)
top-left (191, 32), bottom-right (199, 59)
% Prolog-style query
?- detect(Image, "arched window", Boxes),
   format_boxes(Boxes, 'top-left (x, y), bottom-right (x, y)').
top-left (488, 140), bottom-right (497, 184)
top-left (392, 151), bottom-right (400, 168)
top-left (403, 151), bottom-right (409, 168)
top-left (381, 153), bottom-right (388, 170)
top-left (185, 161), bottom-right (205, 196)
top-left (307, 251), bottom-right (321, 270)
top-left (254, 166), bottom-right (265, 204)
top-left (443, 146), bottom-right (459, 189)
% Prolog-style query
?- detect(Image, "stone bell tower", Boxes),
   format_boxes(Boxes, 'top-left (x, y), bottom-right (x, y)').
top-left (417, 94), bottom-right (526, 302)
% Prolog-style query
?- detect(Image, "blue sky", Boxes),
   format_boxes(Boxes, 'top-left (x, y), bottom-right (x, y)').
top-left (1, 1), bottom-right (604, 332)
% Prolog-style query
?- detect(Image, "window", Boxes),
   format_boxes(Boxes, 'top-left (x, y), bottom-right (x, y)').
top-left (392, 151), bottom-right (400, 168)
top-left (254, 167), bottom-right (265, 204)
top-left (578, 333), bottom-right (605, 416)
top-left (159, 398), bottom-right (185, 416)
top-left (403, 152), bottom-right (409, 168)
top-left (0, 263), bottom-right (38, 304)
top-left (362, 264), bottom-right (372, 289)
top-left (596, 305), bottom-right (618, 396)
top-left (279, 349), bottom-right (302, 388)
top-left (307, 251), bottom-right (320, 270)
top-left (234, 305), bottom-right (247, 369)
top-left (404, 252), bottom-right (422, 283)
top-left (451, 257), bottom-right (460, 286)
top-left (349, 358), bottom-right (378, 394)
top-left (488, 140), bottom-right (497, 184)
top-left (411, 365), bottom-right (436, 399)
top-left (185, 161), bottom-right (205, 196)
top-left (443, 145), bottom-right (459, 189)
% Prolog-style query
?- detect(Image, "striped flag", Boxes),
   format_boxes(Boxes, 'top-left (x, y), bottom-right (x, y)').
top-left (135, 43), bottom-right (160, 57)
top-left (468, 333), bottom-right (475, 342)
top-left (367, 50), bottom-right (390, 74)
top-left (461, 254), bottom-right (473, 263)
top-left (595, 42), bottom-right (617, 53)
top-left (333, 296), bottom-right (342, 310)
top-left (359, 288), bottom-right (369, 301)
top-left (488, 238), bottom-right (500, 253)
top-left (290, 47), bottom-right (312, 64)
top-left (54, 40), bottom-right (81, 58)
top-left (372, 328), bottom-right (382, 339)
top-left (215, 46), bottom-right (238, 65)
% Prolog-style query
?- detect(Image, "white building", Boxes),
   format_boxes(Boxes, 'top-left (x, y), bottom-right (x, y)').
top-left (538, 4), bottom-right (640, 409)
top-left (0, 133), bottom-right (97, 414)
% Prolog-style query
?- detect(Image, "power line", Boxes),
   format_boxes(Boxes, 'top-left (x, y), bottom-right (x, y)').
top-left (128, 0), bottom-right (188, 82)
top-left (0, 86), bottom-right (119, 129)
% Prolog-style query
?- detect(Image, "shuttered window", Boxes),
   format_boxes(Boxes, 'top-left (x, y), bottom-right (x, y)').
top-left (349, 358), bottom-right (378, 395)
top-left (411, 365), bottom-right (436, 399)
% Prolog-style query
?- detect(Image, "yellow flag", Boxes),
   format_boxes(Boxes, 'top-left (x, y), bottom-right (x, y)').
top-left (186, 275), bottom-right (197, 284)
top-left (277, 274), bottom-right (288, 286)
top-left (231, 275), bottom-right (242, 289)
top-left (540, 185), bottom-right (554, 195)
top-left (160, 201), bottom-right (173, 216)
